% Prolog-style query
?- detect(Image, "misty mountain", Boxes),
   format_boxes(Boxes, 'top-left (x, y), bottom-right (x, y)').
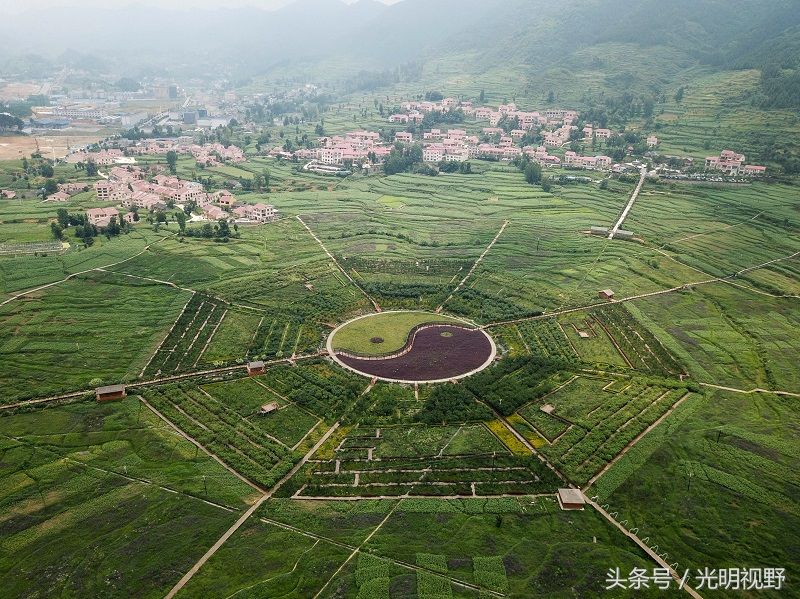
top-left (1, 0), bottom-right (799, 105)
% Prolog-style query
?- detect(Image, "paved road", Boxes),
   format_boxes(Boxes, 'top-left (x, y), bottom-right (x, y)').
top-left (165, 423), bottom-right (341, 599)
top-left (609, 166), bottom-right (647, 239)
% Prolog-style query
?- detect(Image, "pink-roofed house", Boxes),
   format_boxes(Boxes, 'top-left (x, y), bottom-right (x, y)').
top-left (45, 191), bottom-right (71, 202)
top-left (203, 205), bottom-right (227, 221)
top-left (86, 207), bottom-right (119, 228)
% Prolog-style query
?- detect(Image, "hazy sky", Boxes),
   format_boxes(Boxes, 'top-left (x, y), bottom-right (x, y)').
top-left (0, 0), bottom-right (401, 14)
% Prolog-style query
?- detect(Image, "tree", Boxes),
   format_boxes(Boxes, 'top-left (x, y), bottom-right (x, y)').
top-left (43, 179), bottom-right (58, 197)
top-left (166, 151), bottom-right (178, 174)
top-left (218, 219), bottom-right (231, 238)
top-left (176, 211), bottom-right (186, 233)
top-left (50, 222), bottom-right (63, 240)
top-left (40, 163), bottom-right (54, 178)
top-left (541, 179), bottom-right (552, 193)
top-left (674, 87), bottom-right (685, 104)
top-left (524, 162), bottom-right (542, 185)
top-left (85, 160), bottom-right (98, 177)
top-left (479, 89), bottom-right (486, 103)
top-left (56, 207), bottom-right (69, 228)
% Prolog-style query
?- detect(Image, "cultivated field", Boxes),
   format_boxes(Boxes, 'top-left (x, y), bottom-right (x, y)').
top-left (0, 92), bottom-right (797, 598)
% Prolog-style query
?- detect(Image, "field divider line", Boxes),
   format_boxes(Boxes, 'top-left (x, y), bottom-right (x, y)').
top-left (0, 231), bottom-right (177, 308)
top-left (587, 498), bottom-right (703, 599)
top-left (196, 387), bottom-right (290, 450)
top-left (608, 166), bottom-right (647, 239)
top-left (697, 383), bottom-right (800, 398)
top-left (139, 395), bottom-right (265, 494)
top-left (437, 219), bottom-right (509, 312)
top-left (296, 214), bottom-right (381, 312)
top-left (140, 292), bottom-right (197, 378)
top-left (165, 422), bottom-right (340, 599)
top-left (174, 304), bottom-right (217, 372)
top-left (221, 539), bottom-right (320, 599)
top-left (483, 402), bottom-right (569, 484)
top-left (258, 516), bottom-right (507, 597)
top-left (0, 432), bottom-right (239, 513)
top-left (195, 308), bottom-right (228, 368)
top-left (584, 392), bottom-right (692, 491)
top-left (665, 211), bottom-right (764, 247)
top-left (250, 378), bottom-right (323, 421)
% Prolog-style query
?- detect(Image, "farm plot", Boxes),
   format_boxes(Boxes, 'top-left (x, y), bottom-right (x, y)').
top-left (255, 360), bottom-right (366, 421)
top-left (591, 303), bottom-right (684, 375)
top-left (595, 390), bottom-right (800, 595)
top-left (513, 319), bottom-right (578, 361)
top-left (558, 311), bottom-right (630, 367)
top-left (0, 402), bottom-right (250, 598)
top-left (461, 356), bottom-right (575, 416)
top-left (293, 424), bottom-right (559, 498)
top-left (142, 293), bottom-right (227, 377)
top-left (0, 272), bottom-right (191, 403)
top-left (174, 517), bottom-right (352, 599)
top-left (198, 308), bottom-right (261, 364)
top-left (250, 316), bottom-right (323, 360)
top-left (201, 377), bottom-right (320, 448)
top-left (139, 382), bottom-right (294, 489)
top-left (524, 376), bottom-right (698, 485)
top-left (350, 496), bottom-right (663, 597)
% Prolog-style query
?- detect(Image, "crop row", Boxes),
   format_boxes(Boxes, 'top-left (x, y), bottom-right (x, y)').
top-left (141, 384), bottom-right (292, 488)
top-left (464, 356), bottom-right (572, 415)
top-left (594, 305), bottom-right (683, 375)
top-left (260, 362), bottom-right (365, 419)
top-left (250, 318), bottom-right (319, 360)
top-left (144, 294), bottom-right (225, 377)
top-left (517, 407), bottom-right (569, 442)
top-left (299, 480), bottom-right (553, 498)
top-left (516, 320), bottom-right (577, 362)
top-left (541, 387), bottom-right (687, 484)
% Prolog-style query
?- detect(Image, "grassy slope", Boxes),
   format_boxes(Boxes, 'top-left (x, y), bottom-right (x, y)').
top-left (332, 311), bottom-right (463, 355)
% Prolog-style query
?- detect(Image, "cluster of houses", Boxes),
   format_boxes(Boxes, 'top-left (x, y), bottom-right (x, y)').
top-left (270, 98), bottom-right (635, 171)
top-left (65, 138), bottom-right (246, 169)
top-left (64, 148), bottom-right (132, 166)
top-left (390, 98), bottom-right (578, 130)
top-left (87, 166), bottom-right (275, 227)
top-left (704, 150), bottom-right (766, 176)
top-left (270, 131), bottom-right (392, 166)
top-left (126, 139), bottom-right (246, 166)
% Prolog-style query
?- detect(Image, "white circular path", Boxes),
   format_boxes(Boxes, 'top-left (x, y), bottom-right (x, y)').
top-left (326, 310), bottom-right (497, 384)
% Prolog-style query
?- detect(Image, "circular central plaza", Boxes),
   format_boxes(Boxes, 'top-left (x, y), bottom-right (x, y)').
top-left (327, 311), bottom-right (496, 383)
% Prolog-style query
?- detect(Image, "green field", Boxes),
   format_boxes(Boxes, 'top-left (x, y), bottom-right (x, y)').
top-left (0, 58), bottom-right (798, 598)
top-left (331, 310), bottom-right (465, 355)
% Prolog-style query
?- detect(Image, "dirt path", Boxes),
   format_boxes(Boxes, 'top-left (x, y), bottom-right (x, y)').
top-left (139, 395), bottom-right (265, 494)
top-left (587, 499), bottom-right (703, 598)
top-left (0, 233), bottom-right (176, 308)
top-left (608, 166), bottom-right (646, 239)
top-left (165, 422), bottom-right (340, 599)
top-left (437, 219), bottom-right (509, 312)
top-left (0, 351), bottom-right (326, 413)
top-left (698, 383), bottom-right (800, 398)
top-left (583, 392), bottom-right (692, 489)
top-left (482, 401), bottom-right (569, 484)
top-left (296, 215), bottom-right (381, 312)
top-left (482, 249), bottom-right (800, 330)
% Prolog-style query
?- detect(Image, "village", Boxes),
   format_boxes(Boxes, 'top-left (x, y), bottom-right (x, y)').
top-left (264, 96), bottom-right (767, 178)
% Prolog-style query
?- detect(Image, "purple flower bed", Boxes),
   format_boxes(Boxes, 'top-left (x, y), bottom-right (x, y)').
top-left (337, 325), bottom-right (493, 381)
